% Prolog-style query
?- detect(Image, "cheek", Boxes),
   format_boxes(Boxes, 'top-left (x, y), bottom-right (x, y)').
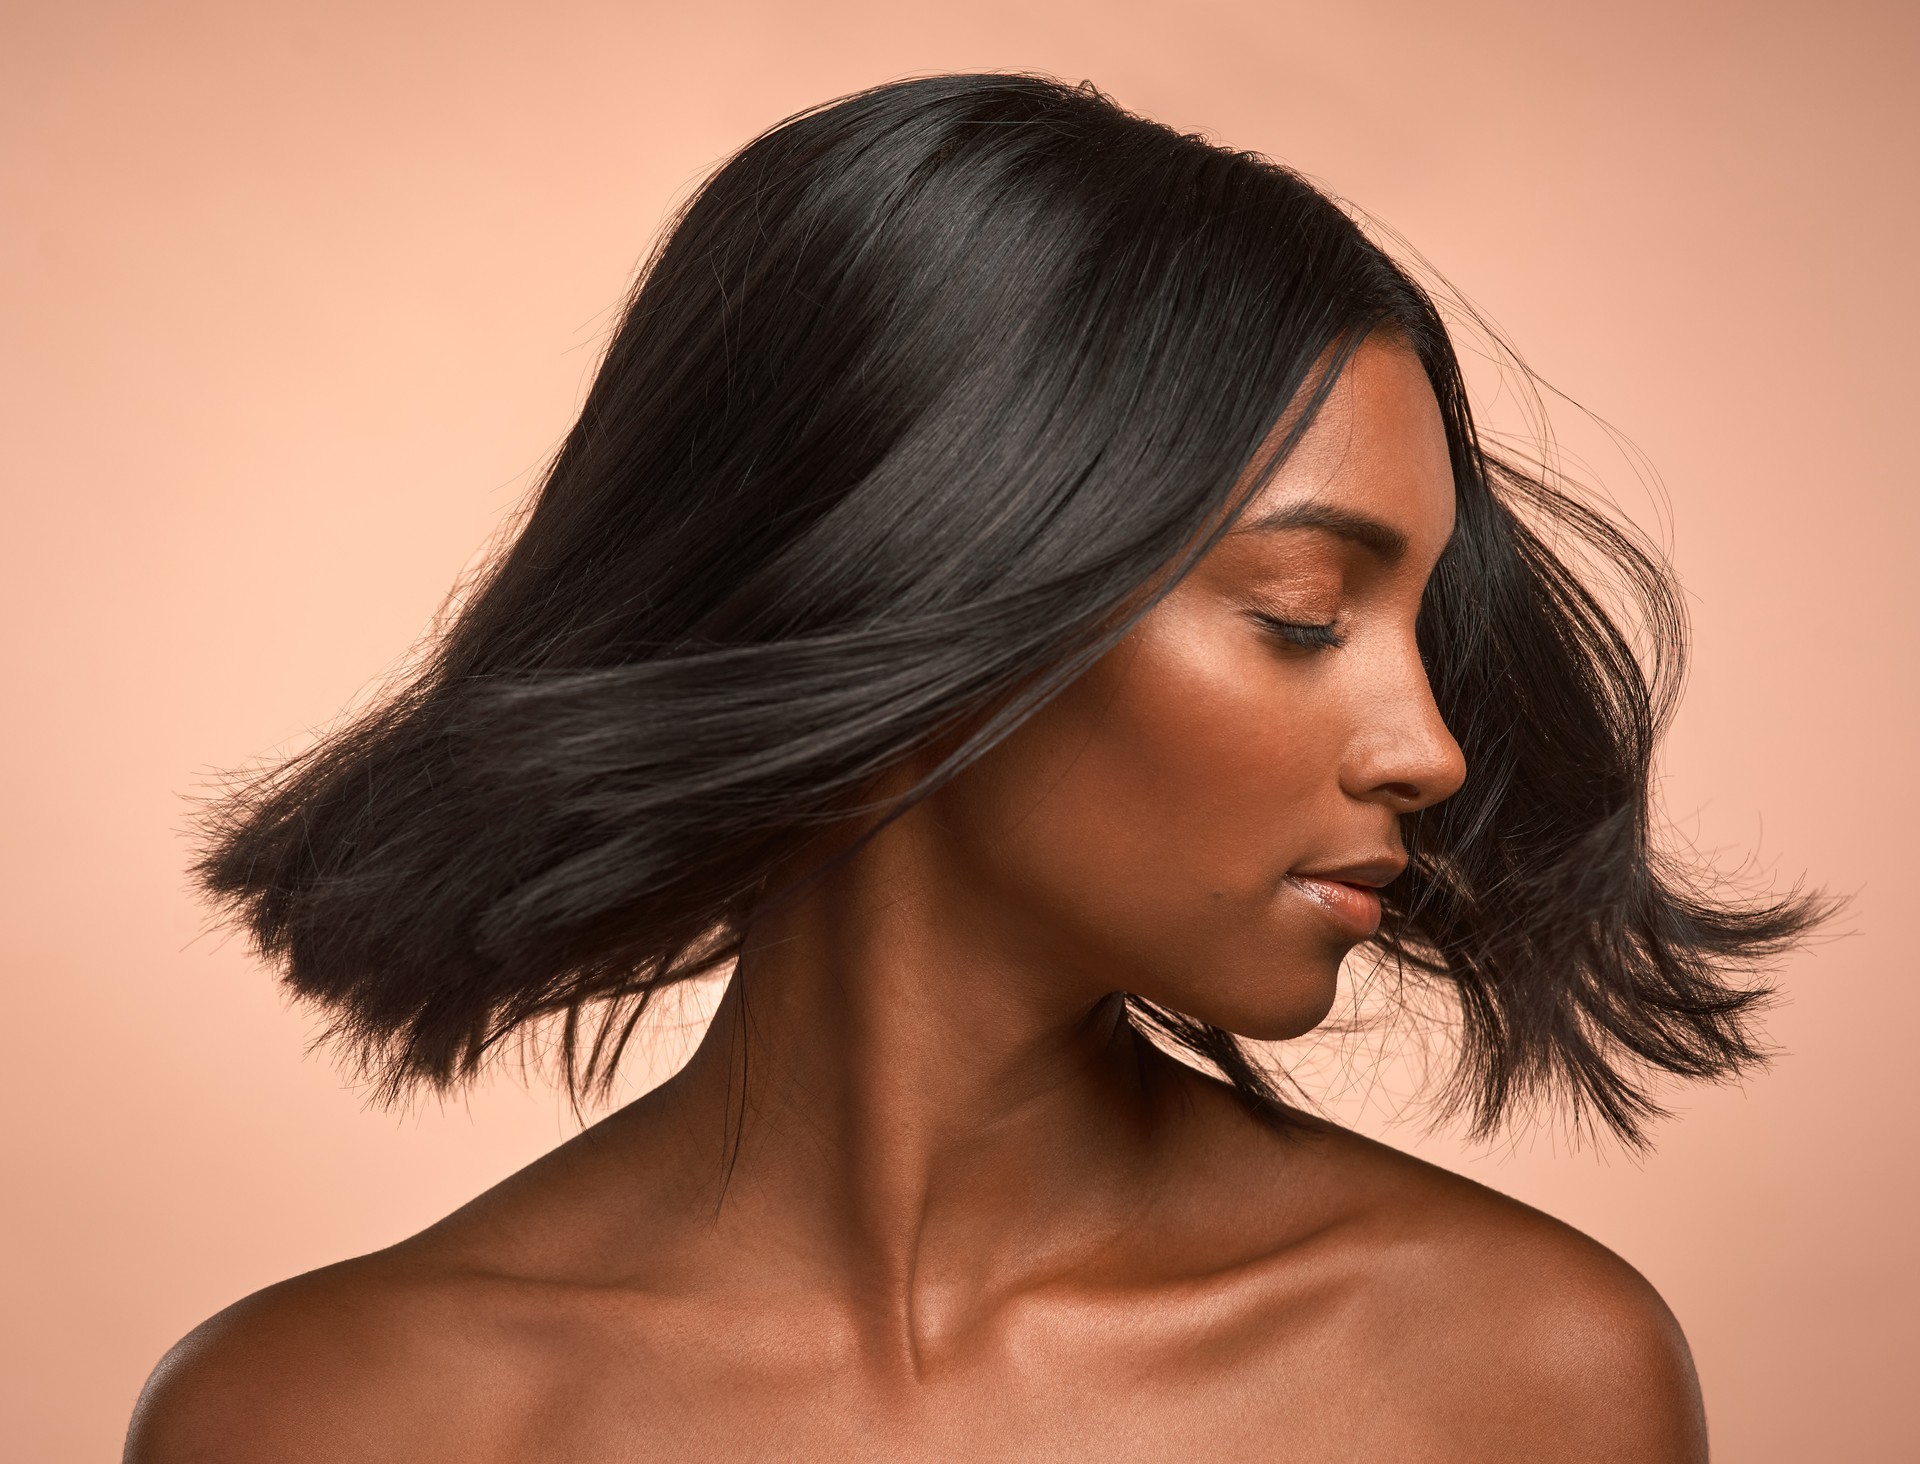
top-left (1073, 624), bottom-right (1327, 868)
top-left (935, 609), bottom-right (1352, 1024)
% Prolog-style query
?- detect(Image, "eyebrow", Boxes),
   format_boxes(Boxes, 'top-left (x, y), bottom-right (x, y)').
top-left (1232, 500), bottom-right (1408, 565)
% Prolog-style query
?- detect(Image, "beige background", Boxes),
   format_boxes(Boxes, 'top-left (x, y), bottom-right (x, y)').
top-left (4, 1), bottom-right (1915, 1458)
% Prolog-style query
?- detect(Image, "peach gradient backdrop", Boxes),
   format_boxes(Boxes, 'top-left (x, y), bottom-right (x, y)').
top-left (5, 2), bottom-right (1915, 1458)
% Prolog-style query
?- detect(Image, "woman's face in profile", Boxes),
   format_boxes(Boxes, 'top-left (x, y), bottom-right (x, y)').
top-left (924, 335), bottom-right (1466, 1040)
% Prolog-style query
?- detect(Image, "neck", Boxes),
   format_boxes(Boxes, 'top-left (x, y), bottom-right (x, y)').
top-left (648, 800), bottom-right (1188, 1358)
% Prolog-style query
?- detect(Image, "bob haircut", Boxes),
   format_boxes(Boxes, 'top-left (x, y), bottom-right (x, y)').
top-left (199, 73), bottom-right (1820, 1146)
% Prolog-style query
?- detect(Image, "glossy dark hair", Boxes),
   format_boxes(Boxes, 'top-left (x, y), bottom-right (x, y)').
top-left (197, 73), bottom-right (1820, 1145)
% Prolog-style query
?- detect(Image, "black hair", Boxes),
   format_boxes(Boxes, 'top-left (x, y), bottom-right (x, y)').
top-left (196, 73), bottom-right (1822, 1146)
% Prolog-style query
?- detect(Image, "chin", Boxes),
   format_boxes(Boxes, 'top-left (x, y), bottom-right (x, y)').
top-left (1148, 951), bottom-right (1344, 1044)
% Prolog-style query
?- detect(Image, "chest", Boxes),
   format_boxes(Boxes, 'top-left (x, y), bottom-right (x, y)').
top-left (475, 1295), bottom-right (1457, 1464)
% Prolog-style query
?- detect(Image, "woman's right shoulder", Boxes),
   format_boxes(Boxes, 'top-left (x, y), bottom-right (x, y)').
top-left (123, 1248), bottom-right (530, 1464)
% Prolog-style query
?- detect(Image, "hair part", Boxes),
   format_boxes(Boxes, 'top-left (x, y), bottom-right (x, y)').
top-left (196, 72), bottom-right (1825, 1146)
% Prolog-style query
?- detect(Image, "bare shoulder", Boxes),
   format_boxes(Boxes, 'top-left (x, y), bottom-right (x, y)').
top-left (124, 1104), bottom-right (720, 1463)
top-left (1274, 1120), bottom-right (1709, 1462)
top-left (123, 1245), bottom-right (545, 1464)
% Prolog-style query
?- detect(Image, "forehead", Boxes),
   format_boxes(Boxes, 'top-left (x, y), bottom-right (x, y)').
top-left (1235, 336), bottom-right (1455, 550)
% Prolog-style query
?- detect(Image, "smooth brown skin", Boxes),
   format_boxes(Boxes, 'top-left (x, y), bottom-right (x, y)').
top-left (127, 339), bottom-right (1708, 1462)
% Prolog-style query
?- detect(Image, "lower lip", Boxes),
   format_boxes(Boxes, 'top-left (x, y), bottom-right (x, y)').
top-left (1285, 876), bottom-right (1383, 940)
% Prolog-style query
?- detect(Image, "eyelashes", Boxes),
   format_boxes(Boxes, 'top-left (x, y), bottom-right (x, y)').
top-left (1250, 611), bottom-right (1346, 651)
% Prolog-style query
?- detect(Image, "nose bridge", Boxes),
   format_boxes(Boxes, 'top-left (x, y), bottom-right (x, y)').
top-left (1348, 639), bottom-right (1466, 811)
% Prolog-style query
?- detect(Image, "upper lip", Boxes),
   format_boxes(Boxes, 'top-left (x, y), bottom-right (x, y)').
top-left (1289, 855), bottom-right (1407, 889)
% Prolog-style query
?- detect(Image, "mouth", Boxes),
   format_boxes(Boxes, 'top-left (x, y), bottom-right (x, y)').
top-left (1284, 856), bottom-right (1405, 941)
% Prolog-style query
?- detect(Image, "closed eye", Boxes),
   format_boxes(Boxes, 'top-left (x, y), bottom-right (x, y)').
top-left (1250, 612), bottom-right (1345, 651)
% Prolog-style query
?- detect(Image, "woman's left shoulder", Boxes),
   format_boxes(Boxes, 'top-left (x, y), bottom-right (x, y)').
top-left (1268, 1122), bottom-right (1710, 1462)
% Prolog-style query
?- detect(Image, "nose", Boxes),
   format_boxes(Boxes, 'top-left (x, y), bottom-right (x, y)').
top-left (1342, 648), bottom-right (1467, 815)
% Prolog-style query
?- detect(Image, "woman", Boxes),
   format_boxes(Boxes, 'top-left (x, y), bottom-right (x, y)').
top-left (127, 74), bottom-right (1818, 1461)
